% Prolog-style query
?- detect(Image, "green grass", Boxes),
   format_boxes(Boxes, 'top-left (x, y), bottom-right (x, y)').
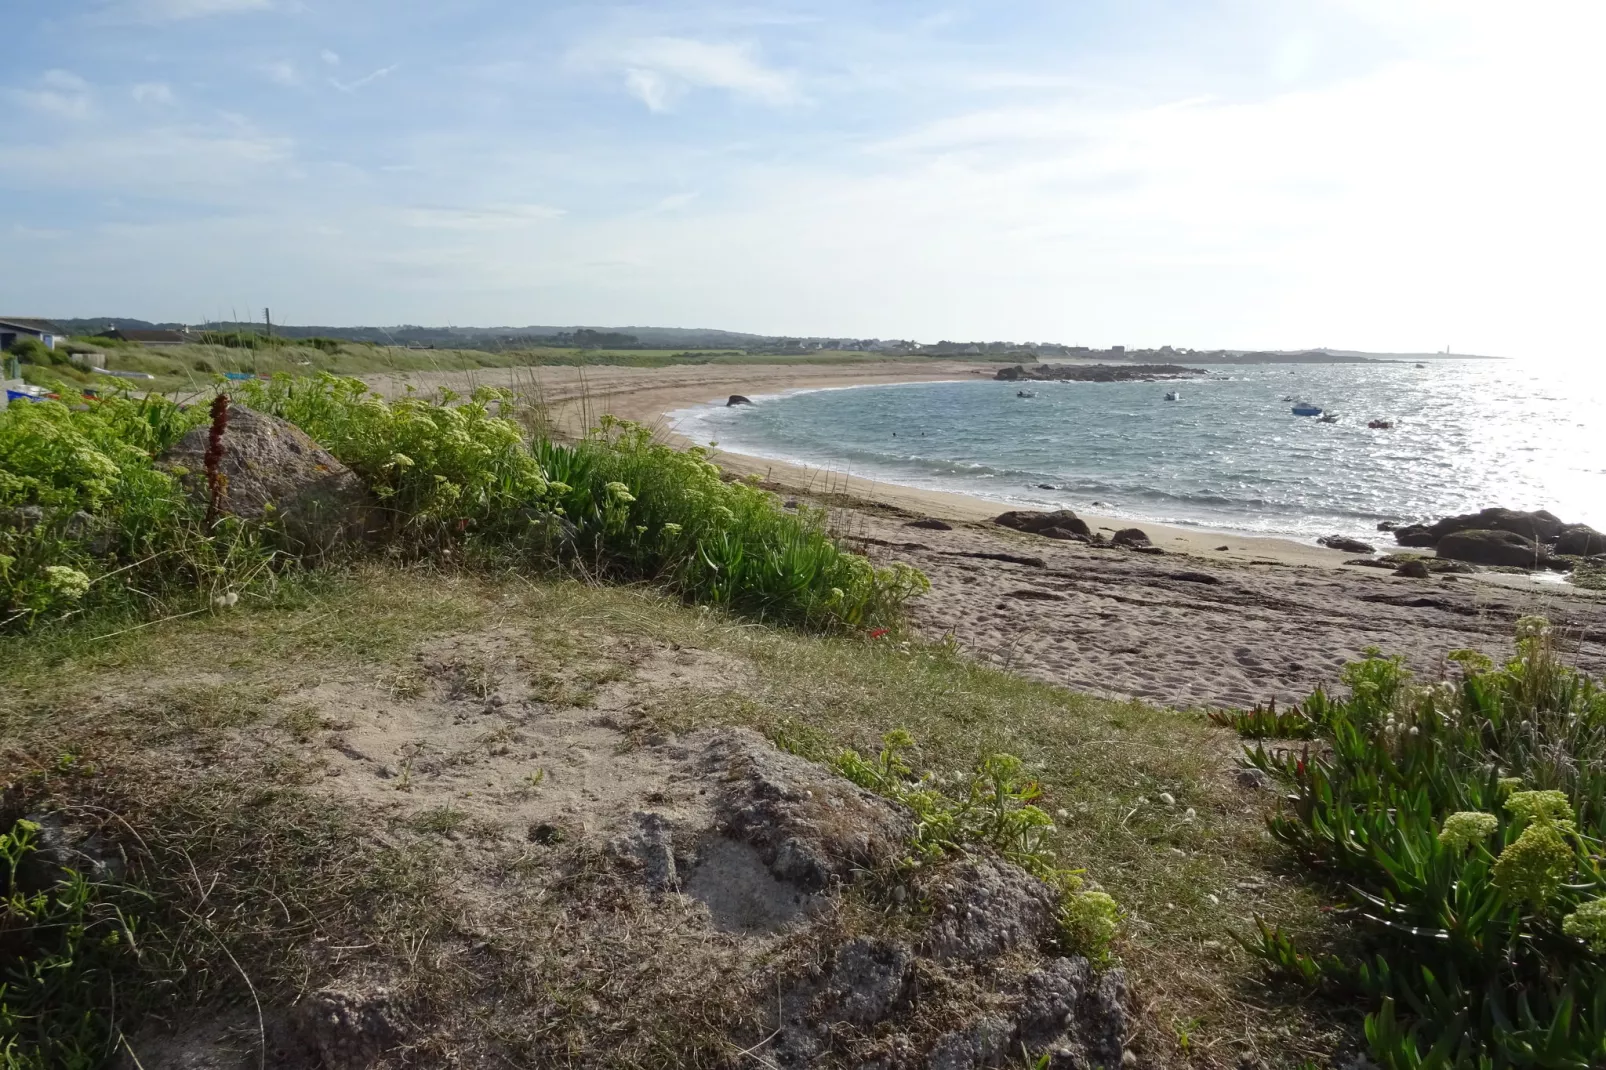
top-left (0, 568), bottom-right (1336, 1069)
top-left (1228, 628), bottom-right (1606, 1068)
top-left (38, 340), bottom-right (952, 395)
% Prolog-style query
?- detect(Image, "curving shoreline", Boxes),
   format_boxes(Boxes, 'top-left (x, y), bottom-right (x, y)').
top-left (357, 359), bottom-right (1588, 583)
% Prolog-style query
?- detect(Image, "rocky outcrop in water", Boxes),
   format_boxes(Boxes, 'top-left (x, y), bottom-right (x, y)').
top-left (995, 363), bottom-right (1205, 383)
top-left (1393, 508), bottom-right (1565, 548)
top-left (1390, 508), bottom-right (1600, 571)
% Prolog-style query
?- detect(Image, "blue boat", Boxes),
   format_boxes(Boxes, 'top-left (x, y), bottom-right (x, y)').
top-left (1291, 403), bottom-right (1323, 417)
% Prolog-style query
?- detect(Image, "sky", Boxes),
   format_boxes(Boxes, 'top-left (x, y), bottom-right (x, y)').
top-left (2, 0), bottom-right (1603, 356)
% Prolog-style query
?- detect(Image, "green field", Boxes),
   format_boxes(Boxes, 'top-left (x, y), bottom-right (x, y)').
top-left (22, 338), bottom-right (957, 396)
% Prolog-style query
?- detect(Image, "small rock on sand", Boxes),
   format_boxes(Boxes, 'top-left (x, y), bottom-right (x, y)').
top-left (1318, 535), bottom-right (1376, 554)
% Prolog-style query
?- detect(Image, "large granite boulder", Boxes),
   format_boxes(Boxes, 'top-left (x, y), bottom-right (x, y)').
top-left (994, 509), bottom-right (1092, 540)
top-left (1557, 524), bottom-right (1606, 557)
top-left (1436, 529), bottom-right (1555, 570)
top-left (159, 404), bottom-right (377, 554)
top-left (1396, 508), bottom-right (1565, 548)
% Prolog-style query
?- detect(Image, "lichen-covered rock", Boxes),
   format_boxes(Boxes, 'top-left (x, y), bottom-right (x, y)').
top-left (16, 811), bottom-right (124, 891)
top-left (159, 404), bottom-right (376, 554)
top-left (921, 857), bottom-right (1058, 961)
top-left (608, 811), bottom-right (680, 891)
top-left (293, 988), bottom-right (404, 1070)
top-left (1016, 957), bottom-right (1128, 1070)
top-left (926, 1017), bottom-right (1016, 1070)
top-left (700, 729), bottom-right (911, 892)
top-left (827, 939), bottom-right (913, 1026)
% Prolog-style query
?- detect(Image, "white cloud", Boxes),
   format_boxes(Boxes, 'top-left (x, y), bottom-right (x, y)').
top-left (0, 125), bottom-right (294, 201)
top-left (321, 49), bottom-right (341, 66)
top-left (625, 68), bottom-right (673, 113)
top-left (262, 60), bottom-right (300, 87)
top-left (577, 37), bottom-right (799, 112)
top-left (132, 82), bottom-right (176, 105)
top-left (401, 204), bottom-right (566, 231)
top-left (96, 0), bottom-right (272, 23)
top-left (330, 65), bottom-right (398, 93)
top-left (10, 70), bottom-right (93, 120)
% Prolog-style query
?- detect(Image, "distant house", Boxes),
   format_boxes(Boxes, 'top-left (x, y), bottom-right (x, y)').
top-left (98, 327), bottom-right (189, 347)
top-left (0, 318), bottom-right (65, 351)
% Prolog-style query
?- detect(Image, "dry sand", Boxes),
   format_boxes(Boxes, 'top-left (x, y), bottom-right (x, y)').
top-left (361, 360), bottom-right (1606, 709)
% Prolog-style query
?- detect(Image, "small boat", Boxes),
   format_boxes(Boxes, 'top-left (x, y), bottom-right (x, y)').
top-left (1164, 390), bottom-right (1180, 401)
top-left (1292, 403), bottom-right (1324, 417)
top-left (1016, 390), bottom-right (1037, 398)
top-left (1415, 363), bottom-right (1427, 369)
top-left (1368, 419), bottom-right (1393, 430)
top-left (1319, 414), bottom-right (1339, 423)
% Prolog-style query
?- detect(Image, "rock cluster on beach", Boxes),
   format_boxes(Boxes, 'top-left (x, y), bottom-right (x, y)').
top-left (991, 510), bottom-right (1164, 555)
top-left (994, 363), bottom-right (1205, 383)
top-left (1390, 507), bottom-right (1605, 570)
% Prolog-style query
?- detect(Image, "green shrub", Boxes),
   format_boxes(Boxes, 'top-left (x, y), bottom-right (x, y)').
top-left (826, 729), bottom-right (1120, 963)
top-left (0, 390), bottom-right (275, 627)
top-left (4, 339), bottom-right (59, 366)
top-left (1, 374), bottom-right (925, 634)
top-left (543, 416), bottom-right (928, 629)
top-left (1235, 622), bottom-right (1606, 1069)
top-left (0, 818), bottom-right (146, 1068)
top-left (232, 375), bottom-right (551, 541)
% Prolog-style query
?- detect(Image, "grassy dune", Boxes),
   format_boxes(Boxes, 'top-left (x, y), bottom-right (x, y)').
top-left (24, 338), bottom-right (953, 395)
top-left (1, 567), bottom-right (1337, 1069)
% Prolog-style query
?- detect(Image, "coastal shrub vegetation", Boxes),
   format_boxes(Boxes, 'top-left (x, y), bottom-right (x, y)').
top-left (0, 373), bottom-right (924, 633)
top-left (1230, 621), bottom-right (1606, 1068)
top-left (1, 816), bottom-right (146, 1068)
top-left (817, 728), bottom-right (1120, 962)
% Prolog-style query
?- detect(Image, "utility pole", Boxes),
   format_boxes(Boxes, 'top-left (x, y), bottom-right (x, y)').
top-left (264, 308), bottom-right (273, 337)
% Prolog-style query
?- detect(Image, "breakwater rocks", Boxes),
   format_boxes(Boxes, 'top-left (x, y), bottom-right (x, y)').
top-left (995, 363), bottom-right (1206, 383)
top-left (1391, 507), bottom-right (1605, 571)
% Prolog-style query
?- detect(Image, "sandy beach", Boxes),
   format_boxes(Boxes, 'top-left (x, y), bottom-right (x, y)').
top-left (363, 359), bottom-right (1346, 567)
top-left (362, 360), bottom-right (1606, 708)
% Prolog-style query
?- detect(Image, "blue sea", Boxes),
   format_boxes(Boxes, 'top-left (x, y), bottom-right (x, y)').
top-left (669, 360), bottom-right (1606, 545)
